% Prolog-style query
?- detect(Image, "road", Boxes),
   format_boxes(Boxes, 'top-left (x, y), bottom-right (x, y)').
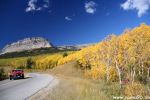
top-left (0, 73), bottom-right (57, 100)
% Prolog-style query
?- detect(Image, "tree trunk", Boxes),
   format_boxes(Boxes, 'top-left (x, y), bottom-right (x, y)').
top-left (130, 68), bottom-right (133, 82)
top-left (106, 66), bottom-right (109, 82)
top-left (106, 60), bottom-right (111, 82)
top-left (115, 59), bottom-right (122, 89)
top-left (138, 70), bottom-right (141, 76)
top-left (147, 67), bottom-right (150, 79)
top-left (142, 62), bottom-right (144, 75)
top-left (132, 68), bottom-right (135, 83)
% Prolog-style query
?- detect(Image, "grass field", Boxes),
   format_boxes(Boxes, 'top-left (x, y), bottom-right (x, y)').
top-left (35, 62), bottom-right (121, 100)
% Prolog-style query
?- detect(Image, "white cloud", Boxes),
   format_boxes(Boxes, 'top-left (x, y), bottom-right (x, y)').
top-left (65, 16), bottom-right (72, 21)
top-left (37, 7), bottom-right (42, 11)
top-left (121, 0), bottom-right (150, 17)
top-left (25, 0), bottom-right (50, 12)
top-left (25, 0), bottom-right (37, 12)
top-left (85, 1), bottom-right (97, 14)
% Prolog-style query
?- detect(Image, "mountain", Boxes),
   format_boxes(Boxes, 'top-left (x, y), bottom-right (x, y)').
top-left (0, 37), bottom-right (95, 58)
top-left (0, 37), bottom-right (53, 55)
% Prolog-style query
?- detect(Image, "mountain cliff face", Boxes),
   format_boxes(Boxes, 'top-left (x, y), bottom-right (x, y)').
top-left (1, 37), bottom-right (53, 54)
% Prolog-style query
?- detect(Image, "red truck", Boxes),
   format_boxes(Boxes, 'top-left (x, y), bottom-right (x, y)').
top-left (9, 69), bottom-right (24, 80)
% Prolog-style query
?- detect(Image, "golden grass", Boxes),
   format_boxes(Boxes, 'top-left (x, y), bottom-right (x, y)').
top-left (39, 62), bottom-right (117, 100)
top-left (45, 77), bottom-right (110, 100)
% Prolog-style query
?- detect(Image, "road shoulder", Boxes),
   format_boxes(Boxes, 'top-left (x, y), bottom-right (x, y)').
top-left (28, 76), bottom-right (59, 100)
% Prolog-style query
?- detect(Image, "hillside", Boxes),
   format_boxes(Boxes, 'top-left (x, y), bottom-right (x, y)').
top-left (0, 47), bottom-right (76, 59)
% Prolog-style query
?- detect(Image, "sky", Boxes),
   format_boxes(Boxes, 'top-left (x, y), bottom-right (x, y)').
top-left (0, 0), bottom-right (150, 49)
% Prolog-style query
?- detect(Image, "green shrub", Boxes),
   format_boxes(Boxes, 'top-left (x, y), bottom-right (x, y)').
top-left (0, 68), bottom-right (7, 80)
top-left (63, 52), bottom-right (68, 57)
top-left (136, 75), bottom-right (147, 84)
top-left (16, 66), bottom-right (25, 69)
top-left (26, 58), bottom-right (34, 69)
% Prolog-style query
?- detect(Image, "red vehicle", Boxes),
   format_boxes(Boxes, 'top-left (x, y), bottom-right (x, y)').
top-left (9, 69), bottom-right (24, 80)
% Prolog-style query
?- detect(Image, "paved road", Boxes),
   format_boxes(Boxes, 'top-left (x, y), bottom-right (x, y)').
top-left (0, 73), bottom-right (56, 100)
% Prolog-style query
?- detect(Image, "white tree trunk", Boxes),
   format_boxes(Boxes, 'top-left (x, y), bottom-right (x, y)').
top-left (147, 67), bottom-right (150, 79)
top-left (106, 66), bottom-right (109, 82)
top-left (138, 70), bottom-right (141, 76)
top-left (142, 62), bottom-right (144, 75)
top-left (115, 59), bottom-right (122, 88)
top-left (132, 68), bottom-right (135, 83)
top-left (106, 60), bottom-right (111, 82)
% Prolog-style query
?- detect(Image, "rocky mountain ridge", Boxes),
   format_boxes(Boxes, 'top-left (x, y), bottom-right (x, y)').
top-left (0, 37), bottom-right (52, 55)
top-left (0, 37), bottom-right (95, 56)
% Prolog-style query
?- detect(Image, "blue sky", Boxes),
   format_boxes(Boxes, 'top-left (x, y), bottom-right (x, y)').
top-left (0, 0), bottom-right (150, 49)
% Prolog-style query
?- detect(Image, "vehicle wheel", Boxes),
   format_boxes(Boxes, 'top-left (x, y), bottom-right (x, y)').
top-left (9, 76), bottom-right (12, 80)
top-left (22, 75), bottom-right (24, 79)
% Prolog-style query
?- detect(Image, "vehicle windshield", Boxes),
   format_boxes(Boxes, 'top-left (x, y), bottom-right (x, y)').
top-left (12, 69), bottom-right (23, 72)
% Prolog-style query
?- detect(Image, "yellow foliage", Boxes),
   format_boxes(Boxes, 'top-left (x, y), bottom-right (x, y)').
top-left (109, 67), bottom-right (118, 82)
top-left (57, 24), bottom-right (150, 82)
top-left (58, 53), bottom-right (77, 65)
top-left (35, 54), bottom-right (63, 69)
top-left (87, 64), bottom-right (106, 79)
top-left (9, 58), bottom-right (27, 68)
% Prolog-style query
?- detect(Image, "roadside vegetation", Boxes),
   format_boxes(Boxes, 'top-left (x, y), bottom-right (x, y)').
top-left (0, 68), bottom-right (7, 80)
top-left (0, 24), bottom-right (150, 99)
top-left (0, 67), bottom-right (12, 80)
top-left (0, 51), bottom-right (74, 69)
top-left (47, 24), bottom-right (150, 99)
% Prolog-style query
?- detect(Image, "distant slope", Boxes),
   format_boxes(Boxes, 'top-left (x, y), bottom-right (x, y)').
top-left (57, 43), bottom-right (95, 50)
top-left (0, 47), bottom-right (77, 59)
